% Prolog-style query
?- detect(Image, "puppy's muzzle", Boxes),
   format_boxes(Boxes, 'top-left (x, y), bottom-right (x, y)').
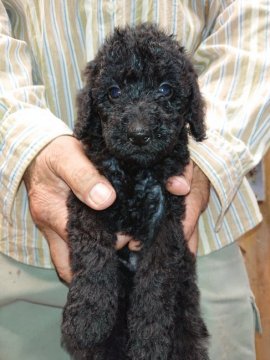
top-left (128, 130), bottom-right (151, 146)
top-left (127, 121), bottom-right (151, 146)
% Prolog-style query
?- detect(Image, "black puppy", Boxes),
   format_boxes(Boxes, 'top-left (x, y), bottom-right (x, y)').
top-left (62, 24), bottom-right (209, 360)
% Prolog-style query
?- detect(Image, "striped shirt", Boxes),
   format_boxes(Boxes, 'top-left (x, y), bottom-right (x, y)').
top-left (0, 0), bottom-right (269, 268)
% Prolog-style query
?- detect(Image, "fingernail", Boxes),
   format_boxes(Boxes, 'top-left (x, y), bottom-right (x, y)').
top-left (89, 183), bottom-right (113, 205)
top-left (176, 177), bottom-right (190, 189)
top-left (168, 176), bottom-right (190, 191)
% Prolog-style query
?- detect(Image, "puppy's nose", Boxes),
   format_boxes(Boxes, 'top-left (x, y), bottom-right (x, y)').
top-left (128, 130), bottom-right (151, 146)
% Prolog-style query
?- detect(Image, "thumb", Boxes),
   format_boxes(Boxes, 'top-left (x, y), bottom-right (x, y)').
top-left (166, 161), bottom-right (193, 196)
top-left (48, 136), bottom-right (116, 210)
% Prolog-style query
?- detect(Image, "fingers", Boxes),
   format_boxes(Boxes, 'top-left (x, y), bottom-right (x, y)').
top-left (48, 136), bottom-right (116, 210)
top-left (187, 227), bottom-right (199, 255)
top-left (34, 193), bottom-right (71, 283)
top-left (115, 233), bottom-right (142, 251)
top-left (182, 195), bottom-right (201, 242)
top-left (166, 161), bottom-right (193, 196)
top-left (115, 233), bottom-right (133, 250)
top-left (128, 240), bottom-right (142, 251)
top-left (43, 228), bottom-right (72, 284)
top-left (182, 165), bottom-right (210, 252)
top-left (26, 181), bottom-right (69, 242)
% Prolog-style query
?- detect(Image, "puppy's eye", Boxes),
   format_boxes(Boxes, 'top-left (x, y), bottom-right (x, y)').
top-left (108, 86), bottom-right (121, 100)
top-left (158, 83), bottom-right (173, 97)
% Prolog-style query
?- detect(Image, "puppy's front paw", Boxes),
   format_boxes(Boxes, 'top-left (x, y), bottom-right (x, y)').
top-left (62, 272), bottom-right (118, 352)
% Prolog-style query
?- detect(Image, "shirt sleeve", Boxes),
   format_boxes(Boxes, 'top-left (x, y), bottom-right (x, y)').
top-left (189, 1), bottom-right (270, 229)
top-left (0, 1), bottom-right (72, 222)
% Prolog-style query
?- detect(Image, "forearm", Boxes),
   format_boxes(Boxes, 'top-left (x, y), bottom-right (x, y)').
top-left (0, 2), bottom-right (72, 221)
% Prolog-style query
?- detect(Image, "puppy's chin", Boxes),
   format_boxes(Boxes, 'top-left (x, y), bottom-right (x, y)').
top-left (115, 153), bottom-right (160, 167)
top-left (108, 144), bottom-right (174, 168)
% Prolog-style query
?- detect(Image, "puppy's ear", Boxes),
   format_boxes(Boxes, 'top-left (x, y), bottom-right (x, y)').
top-left (74, 61), bottom-right (102, 142)
top-left (186, 69), bottom-right (206, 142)
top-left (74, 85), bottom-right (92, 140)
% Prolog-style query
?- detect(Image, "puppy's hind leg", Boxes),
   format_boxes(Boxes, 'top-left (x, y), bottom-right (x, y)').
top-left (127, 220), bottom-right (183, 360)
top-left (171, 243), bottom-right (209, 360)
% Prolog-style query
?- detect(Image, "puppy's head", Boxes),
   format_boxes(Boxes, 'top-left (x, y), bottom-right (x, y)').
top-left (76, 24), bottom-right (205, 166)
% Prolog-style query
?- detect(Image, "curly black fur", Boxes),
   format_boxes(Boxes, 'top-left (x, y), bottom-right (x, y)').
top-left (62, 24), bottom-right (209, 360)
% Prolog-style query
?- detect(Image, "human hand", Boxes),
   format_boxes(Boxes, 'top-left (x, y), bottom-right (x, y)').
top-left (24, 135), bottom-right (117, 283)
top-left (168, 162), bottom-right (210, 254)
